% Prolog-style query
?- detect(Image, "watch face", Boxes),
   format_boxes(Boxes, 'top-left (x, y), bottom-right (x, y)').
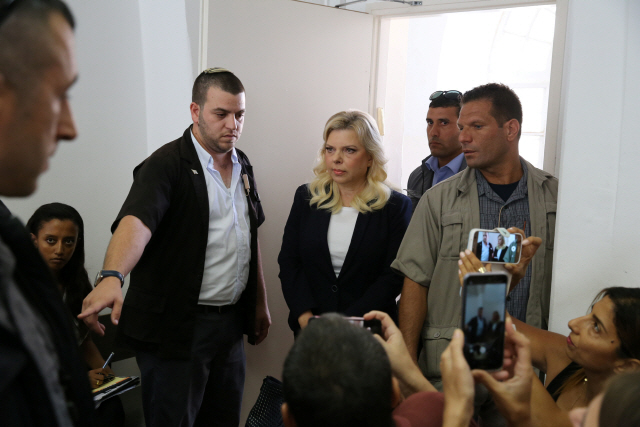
top-left (94, 271), bottom-right (103, 286)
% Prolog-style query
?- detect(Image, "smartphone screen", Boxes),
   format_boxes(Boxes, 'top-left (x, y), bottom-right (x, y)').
top-left (308, 316), bottom-right (382, 335)
top-left (344, 317), bottom-right (382, 335)
top-left (461, 273), bottom-right (508, 371)
top-left (471, 230), bottom-right (522, 264)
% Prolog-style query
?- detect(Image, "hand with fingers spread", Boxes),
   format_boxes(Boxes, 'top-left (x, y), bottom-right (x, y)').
top-left (503, 227), bottom-right (541, 293)
top-left (364, 310), bottom-right (436, 396)
top-left (472, 317), bottom-right (534, 427)
top-left (458, 249), bottom-right (492, 286)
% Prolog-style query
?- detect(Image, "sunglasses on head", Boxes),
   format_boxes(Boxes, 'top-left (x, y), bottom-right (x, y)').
top-left (429, 90), bottom-right (462, 101)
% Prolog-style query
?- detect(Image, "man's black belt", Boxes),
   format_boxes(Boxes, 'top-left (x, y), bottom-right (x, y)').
top-left (196, 303), bottom-right (237, 314)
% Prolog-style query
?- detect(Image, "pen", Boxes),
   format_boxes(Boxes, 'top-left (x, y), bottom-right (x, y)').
top-left (102, 352), bottom-right (114, 369)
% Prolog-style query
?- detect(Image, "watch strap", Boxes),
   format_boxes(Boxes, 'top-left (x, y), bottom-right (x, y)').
top-left (95, 270), bottom-right (125, 288)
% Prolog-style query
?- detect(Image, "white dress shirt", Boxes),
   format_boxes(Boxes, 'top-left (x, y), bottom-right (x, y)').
top-left (481, 241), bottom-right (491, 262)
top-left (327, 207), bottom-right (359, 277)
top-left (191, 131), bottom-right (251, 305)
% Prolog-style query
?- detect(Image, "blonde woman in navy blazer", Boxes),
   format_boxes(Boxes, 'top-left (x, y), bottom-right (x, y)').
top-left (279, 110), bottom-right (412, 333)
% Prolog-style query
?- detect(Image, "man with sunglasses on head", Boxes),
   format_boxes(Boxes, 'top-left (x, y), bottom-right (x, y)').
top-left (406, 90), bottom-right (467, 213)
top-left (0, 0), bottom-right (95, 426)
top-left (393, 83), bottom-right (557, 425)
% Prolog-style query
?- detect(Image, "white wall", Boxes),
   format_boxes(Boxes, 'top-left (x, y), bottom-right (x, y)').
top-left (549, 0), bottom-right (640, 332)
top-left (138, 0), bottom-right (194, 153)
top-left (205, 0), bottom-right (374, 422)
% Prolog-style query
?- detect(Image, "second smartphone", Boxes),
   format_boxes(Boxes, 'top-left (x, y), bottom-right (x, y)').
top-left (461, 272), bottom-right (508, 371)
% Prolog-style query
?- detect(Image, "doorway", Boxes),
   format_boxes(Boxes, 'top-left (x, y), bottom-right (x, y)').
top-left (375, 5), bottom-right (556, 189)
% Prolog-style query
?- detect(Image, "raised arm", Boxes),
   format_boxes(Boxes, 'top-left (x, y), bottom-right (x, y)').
top-left (508, 316), bottom-right (569, 379)
top-left (365, 310), bottom-right (436, 396)
top-left (78, 215), bottom-right (151, 335)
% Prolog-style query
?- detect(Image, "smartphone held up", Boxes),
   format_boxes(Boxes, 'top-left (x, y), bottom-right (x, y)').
top-left (468, 228), bottom-right (523, 264)
top-left (461, 272), bottom-right (508, 371)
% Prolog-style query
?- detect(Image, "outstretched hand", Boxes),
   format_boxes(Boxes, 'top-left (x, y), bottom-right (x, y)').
top-left (78, 277), bottom-right (123, 336)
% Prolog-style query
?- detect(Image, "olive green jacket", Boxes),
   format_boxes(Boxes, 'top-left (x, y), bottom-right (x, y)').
top-left (391, 158), bottom-right (558, 381)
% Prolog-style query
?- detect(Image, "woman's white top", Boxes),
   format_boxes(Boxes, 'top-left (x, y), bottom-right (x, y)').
top-left (327, 207), bottom-right (359, 277)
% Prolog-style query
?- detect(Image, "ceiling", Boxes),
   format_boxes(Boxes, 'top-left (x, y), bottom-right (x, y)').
top-left (295, 0), bottom-right (421, 13)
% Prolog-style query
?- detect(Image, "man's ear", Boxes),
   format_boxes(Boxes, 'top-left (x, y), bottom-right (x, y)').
top-left (281, 402), bottom-right (297, 427)
top-left (613, 358), bottom-right (640, 374)
top-left (391, 376), bottom-right (402, 409)
top-left (504, 118), bottom-right (520, 142)
top-left (189, 102), bottom-right (200, 125)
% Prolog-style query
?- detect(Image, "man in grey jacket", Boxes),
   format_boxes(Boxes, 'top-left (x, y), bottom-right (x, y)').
top-left (392, 83), bottom-right (557, 422)
top-left (406, 90), bottom-right (467, 212)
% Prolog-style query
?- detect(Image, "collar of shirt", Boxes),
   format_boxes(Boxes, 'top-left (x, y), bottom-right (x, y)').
top-left (476, 158), bottom-right (529, 204)
top-left (190, 130), bottom-right (240, 175)
top-left (425, 152), bottom-right (465, 174)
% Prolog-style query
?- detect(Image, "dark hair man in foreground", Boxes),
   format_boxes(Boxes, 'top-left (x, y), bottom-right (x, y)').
top-left (0, 0), bottom-right (94, 425)
top-left (282, 313), bottom-right (448, 427)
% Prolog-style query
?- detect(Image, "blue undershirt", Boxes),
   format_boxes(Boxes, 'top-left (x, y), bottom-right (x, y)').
top-left (425, 152), bottom-right (465, 186)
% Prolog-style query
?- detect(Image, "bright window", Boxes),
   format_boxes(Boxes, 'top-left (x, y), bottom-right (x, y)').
top-left (380, 5), bottom-right (556, 188)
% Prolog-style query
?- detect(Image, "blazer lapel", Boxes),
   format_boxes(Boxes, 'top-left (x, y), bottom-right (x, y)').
top-left (315, 209), bottom-right (335, 277)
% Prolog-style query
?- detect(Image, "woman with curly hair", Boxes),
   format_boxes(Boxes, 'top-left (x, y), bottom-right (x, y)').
top-left (279, 110), bottom-right (411, 334)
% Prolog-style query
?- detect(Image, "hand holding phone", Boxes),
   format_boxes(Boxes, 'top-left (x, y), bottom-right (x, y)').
top-left (441, 329), bottom-right (475, 425)
top-left (461, 272), bottom-right (508, 371)
top-left (471, 316), bottom-right (534, 426)
top-left (502, 227), bottom-right (542, 291)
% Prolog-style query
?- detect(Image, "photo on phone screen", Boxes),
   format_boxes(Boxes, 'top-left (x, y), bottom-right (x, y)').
top-left (462, 273), bottom-right (507, 370)
top-left (471, 230), bottom-right (522, 264)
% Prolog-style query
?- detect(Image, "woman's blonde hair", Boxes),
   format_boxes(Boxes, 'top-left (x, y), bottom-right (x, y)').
top-left (308, 110), bottom-right (391, 214)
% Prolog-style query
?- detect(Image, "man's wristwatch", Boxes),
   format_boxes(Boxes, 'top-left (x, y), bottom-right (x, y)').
top-left (94, 270), bottom-right (125, 288)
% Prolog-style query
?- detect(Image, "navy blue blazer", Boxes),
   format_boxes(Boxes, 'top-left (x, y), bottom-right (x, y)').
top-left (279, 184), bottom-right (411, 331)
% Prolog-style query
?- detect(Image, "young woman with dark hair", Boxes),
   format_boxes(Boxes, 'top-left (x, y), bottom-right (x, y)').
top-left (27, 203), bottom-right (113, 388)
